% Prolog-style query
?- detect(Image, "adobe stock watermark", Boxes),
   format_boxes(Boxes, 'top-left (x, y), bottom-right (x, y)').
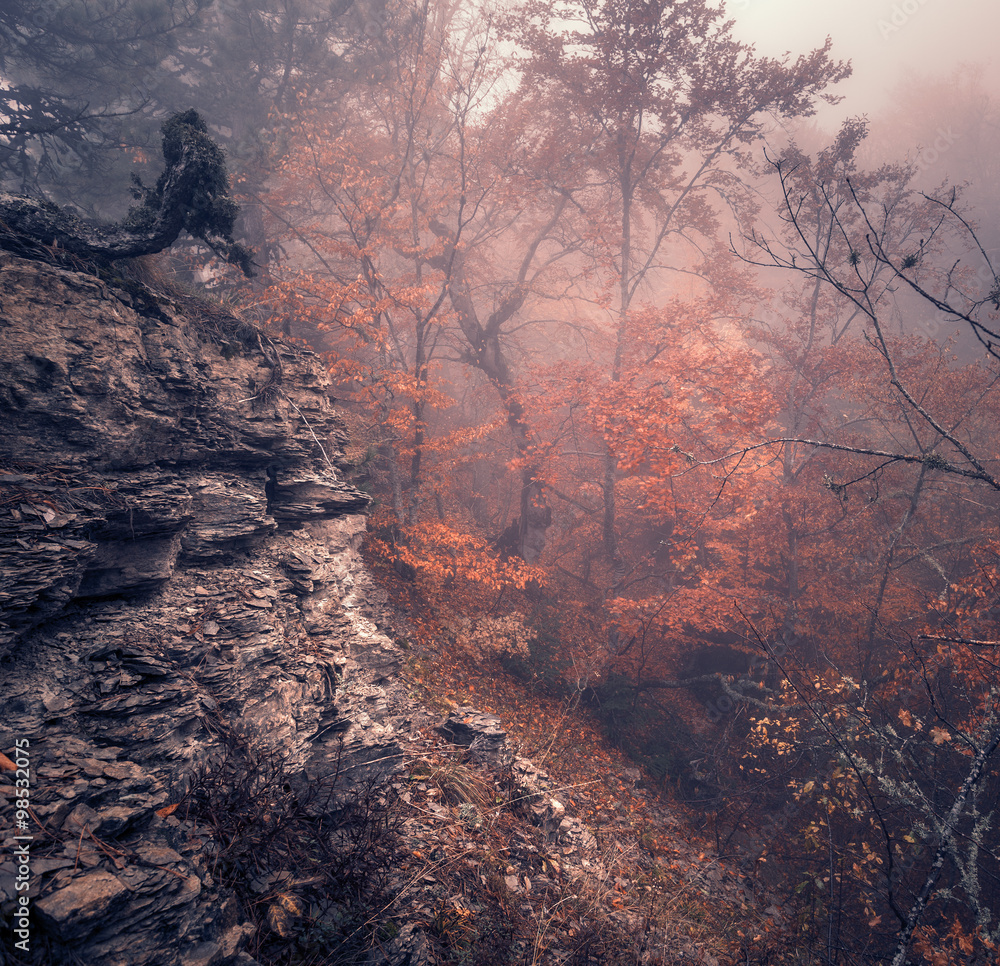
top-left (8, 739), bottom-right (33, 955)
top-left (912, 127), bottom-right (958, 178)
top-left (12, 0), bottom-right (59, 38)
top-left (878, 0), bottom-right (935, 40)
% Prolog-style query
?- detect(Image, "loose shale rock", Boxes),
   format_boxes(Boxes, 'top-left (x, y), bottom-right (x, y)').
top-left (0, 254), bottom-right (407, 966)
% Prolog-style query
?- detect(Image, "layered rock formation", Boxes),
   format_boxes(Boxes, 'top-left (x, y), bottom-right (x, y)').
top-left (0, 253), bottom-right (407, 964)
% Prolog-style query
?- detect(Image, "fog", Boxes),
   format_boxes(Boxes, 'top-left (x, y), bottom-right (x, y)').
top-left (2, 2), bottom-right (999, 963)
top-left (731, 0), bottom-right (1000, 122)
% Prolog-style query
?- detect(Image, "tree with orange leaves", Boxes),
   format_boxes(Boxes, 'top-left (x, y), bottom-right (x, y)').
top-left (260, 0), bottom-right (603, 565)
top-left (511, 0), bottom-right (850, 583)
top-left (259, 0), bottom-right (502, 526)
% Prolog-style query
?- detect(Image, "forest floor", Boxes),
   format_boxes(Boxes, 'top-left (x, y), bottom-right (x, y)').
top-left (362, 553), bottom-right (790, 966)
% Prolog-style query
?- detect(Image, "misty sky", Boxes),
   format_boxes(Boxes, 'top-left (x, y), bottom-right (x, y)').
top-left (729, 0), bottom-right (999, 122)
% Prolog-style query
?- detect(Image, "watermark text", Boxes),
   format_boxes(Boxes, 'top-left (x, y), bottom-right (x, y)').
top-left (9, 739), bottom-right (33, 954)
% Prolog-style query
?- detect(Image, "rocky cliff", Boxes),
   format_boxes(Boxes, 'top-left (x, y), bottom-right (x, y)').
top-left (0, 252), bottom-right (417, 965)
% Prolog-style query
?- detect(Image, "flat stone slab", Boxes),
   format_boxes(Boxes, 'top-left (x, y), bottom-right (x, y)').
top-left (36, 870), bottom-right (127, 941)
top-left (436, 706), bottom-right (506, 747)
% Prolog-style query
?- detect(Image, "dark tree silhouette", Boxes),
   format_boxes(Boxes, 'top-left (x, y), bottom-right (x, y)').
top-left (0, 110), bottom-right (254, 276)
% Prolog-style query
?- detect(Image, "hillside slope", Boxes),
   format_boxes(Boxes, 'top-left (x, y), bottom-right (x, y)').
top-left (0, 253), bottom-right (758, 965)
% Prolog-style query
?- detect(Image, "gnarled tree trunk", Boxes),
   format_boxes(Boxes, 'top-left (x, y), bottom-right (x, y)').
top-left (0, 110), bottom-right (253, 276)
